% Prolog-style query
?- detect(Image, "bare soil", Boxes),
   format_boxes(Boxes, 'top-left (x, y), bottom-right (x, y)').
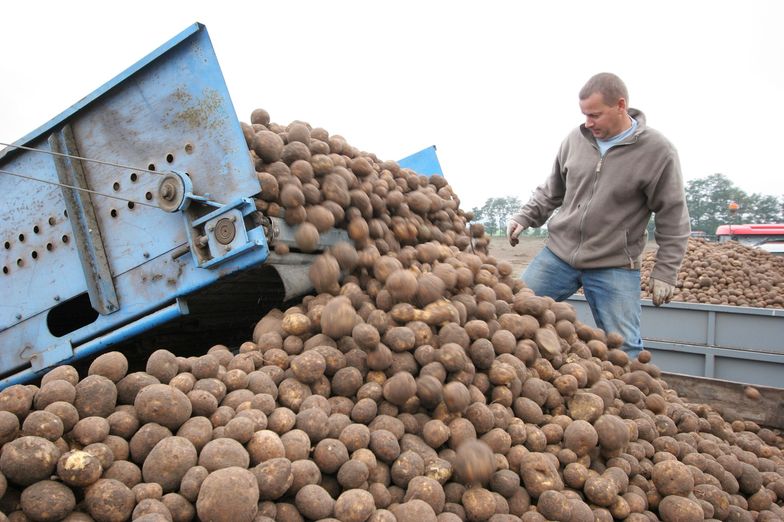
top-left (487, 236), bottom-right (659, 278)
top-left (487, 236), bottom-right (547, 277)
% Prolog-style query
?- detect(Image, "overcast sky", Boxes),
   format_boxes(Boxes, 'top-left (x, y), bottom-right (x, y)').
top-left (2, 0), bottom-right (782, 213)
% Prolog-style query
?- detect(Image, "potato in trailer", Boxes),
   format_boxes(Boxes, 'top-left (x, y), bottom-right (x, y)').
top-left (0, 23), bottom-right (346, 387)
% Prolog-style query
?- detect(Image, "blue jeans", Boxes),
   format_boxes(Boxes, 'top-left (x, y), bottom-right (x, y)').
top-left (522, 247), bottom-right (642, 357)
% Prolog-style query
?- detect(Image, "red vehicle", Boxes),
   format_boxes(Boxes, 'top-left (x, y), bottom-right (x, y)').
top-left (715, 223), bottom-right (784, 255)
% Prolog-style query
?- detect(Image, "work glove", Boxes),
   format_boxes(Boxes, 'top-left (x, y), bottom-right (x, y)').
top-left (650, 277), bottom-right (675, 306)
top-left (507, 220), bottom-right (526, 246)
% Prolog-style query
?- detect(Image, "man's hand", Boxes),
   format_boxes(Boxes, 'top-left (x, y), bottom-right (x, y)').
top-left (650, 277), bottom-right (675, 306)
top-left (507, 220), bottom-right (525, 246)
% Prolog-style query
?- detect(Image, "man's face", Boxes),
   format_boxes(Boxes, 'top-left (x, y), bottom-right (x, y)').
top-left (579, 92), bottom-right (628, 140)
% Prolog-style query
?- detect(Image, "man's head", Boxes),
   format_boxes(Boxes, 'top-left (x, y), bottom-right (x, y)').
top-left (579, 72), bottom-right (630, 140)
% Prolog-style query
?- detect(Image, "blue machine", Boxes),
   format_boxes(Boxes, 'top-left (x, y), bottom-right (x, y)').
top-left (0, 23), bottom-right (341, 387)
top-left (398, 146), bottom-right (444, 177)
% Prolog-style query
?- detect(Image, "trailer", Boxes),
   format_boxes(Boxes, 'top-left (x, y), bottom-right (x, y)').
top-left (0, 23), bottom-right (349, 388)
top-left (567, 295), bottom-right (784, 428)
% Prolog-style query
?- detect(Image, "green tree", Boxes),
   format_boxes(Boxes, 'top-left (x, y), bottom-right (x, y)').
top-left (741, 193), bottom-right (782, 223)
top-left (685, 173), bottom-right (746, 235)
top-left (685, 174), bottom-right (783, 236)
top-left (471, 196), bottom-right (523, 236)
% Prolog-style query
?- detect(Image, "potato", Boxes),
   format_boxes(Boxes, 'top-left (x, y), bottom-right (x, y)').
top-left (652, 459), bottom-right (694, 497)
top-left (334, 489), bottom-right (375, 522)
top-left (21, 480), bottom-right (76, 521)
top-left (198, 438), bottom-right (249, 471)
top-left (404, 476), bottom-right (446, 514)
top-left (41, 365), bottom-right (79, 387)
top-left (489, 469), bottom-right (520, 498)
top-left (290, 351), bottom-right (327, 385)
top-left (72, 416), bottom-right (110, 446)
top-left (561, 419), bottom-right (598, 457)
top-left (390, 450), bottom-right (424, 488)
top-left (33, 379), bottom-right (76, 410)
top-left (247, 430), bottom-right (286, 466)
top-left (146, 349), bottom-right (179, 384)
top-left (594, 414), bottom-right (630, 456)
top-left (196, 467), bottom-right (259, 522)
top-left (295, 484), bottom-right (335, 520)
top-left (142, 436), bottom-right (198, 493)
top-left (160, 492), bottom-right (195, 522)
top-left (222, 416), bottom-right (254, 444)
top-left (657, 495), bottom-right (705, 522)
top-left (253, 131), bottom-right (284, 163)
top-left (177, 465), bottom-right (208, 503)
top-left (443, 381), bottom-right (471, 414)
top-left (0, 410), bottom-right (20, 445)
top-left (134, 384), bottom-right (192, 431)
top-left (462, 487), bottom-right (496, 521)
top-left (130, 423), bottom-right (173, 464)
top-left (321, 296), bottom-right (359, 339)
top-left (85, 478), bottom-right (136, 522)
top-left (117, 372), bottom-right (160, 405)
top-left (74, 375), bottom-right (117, 418)
top-left (0, 436), bottom-right (60, 486)
top-left (57, 450), bottom-right (103, 487)
top-left (253, 457), bottom-right (293, 501)
top-left (21, 410), bottom-right (63, 441)
top-left (567, 392), bottom-right (605, 423)
top-left (294, 222), bottom-right (320, 253)
top-left (452, 439), bottom-right (495, 487)
top-left (132, 498), bottom-right (172, 521)
top-left (88, 351), bottom-right (129, 383)
top-left (313, 438), bottom-right (349, 474)
top-left (518, 452), bottom-right (563, 499)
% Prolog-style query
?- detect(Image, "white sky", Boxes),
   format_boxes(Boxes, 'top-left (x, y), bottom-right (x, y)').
top-left (2, 0), bottom-right (783, 212)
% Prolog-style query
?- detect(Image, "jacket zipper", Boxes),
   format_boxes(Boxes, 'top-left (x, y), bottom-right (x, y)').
top-left (571, 156), bottom-right (603, 265)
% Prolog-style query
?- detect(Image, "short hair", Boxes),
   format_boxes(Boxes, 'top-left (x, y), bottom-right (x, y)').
top-left (579, 72), bottom-right (629, 106)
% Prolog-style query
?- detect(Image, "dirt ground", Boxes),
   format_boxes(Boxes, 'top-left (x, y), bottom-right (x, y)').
top-left (487, 236), bottom-right (547, 276)
top-left (486, 236), bottom-right (660, 278)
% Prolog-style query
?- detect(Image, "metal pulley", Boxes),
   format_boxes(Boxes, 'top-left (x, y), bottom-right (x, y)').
top-left (157, 172), bottom-right (194, 212)
top-left (213, 216), bottom-right (237, 245)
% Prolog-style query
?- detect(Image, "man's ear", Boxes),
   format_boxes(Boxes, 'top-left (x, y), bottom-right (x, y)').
top-left (617, 97), bottom-right (627, 112)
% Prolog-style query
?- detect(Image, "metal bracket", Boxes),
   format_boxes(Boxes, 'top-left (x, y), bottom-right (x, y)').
top-left (20, 340), bottom-right (74, 372)
top-left (184, 197), bottom-right (264, 269)
top-left (49, 125), bottom-right (119, 315)
top-left (268, 217), bottom-right (351, 251)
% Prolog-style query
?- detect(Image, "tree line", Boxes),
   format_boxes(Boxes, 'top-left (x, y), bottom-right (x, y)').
top-left (471, 173), bottom-right (784, 237)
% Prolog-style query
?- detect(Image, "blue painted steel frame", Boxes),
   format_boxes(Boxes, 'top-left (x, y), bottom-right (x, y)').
top-left (398, 145), bottom-right (444, 176)
top-left (0, 23), bottom-right (268, 387)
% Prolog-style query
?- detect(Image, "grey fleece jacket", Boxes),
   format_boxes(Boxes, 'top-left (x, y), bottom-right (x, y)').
top-left (510, 108), bottom-right (690, 285)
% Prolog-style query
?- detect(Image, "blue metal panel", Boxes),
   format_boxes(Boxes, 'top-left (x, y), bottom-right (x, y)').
top-left (0, 299), bottom-right (189, 389)
top-left (398, 146), bottom-right (444, 176)
top-left (0, 23), bottom-right (266, 384)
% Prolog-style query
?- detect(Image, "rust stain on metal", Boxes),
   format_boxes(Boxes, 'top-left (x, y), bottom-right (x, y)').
top-left (172, 88), bottom-right (224, 130)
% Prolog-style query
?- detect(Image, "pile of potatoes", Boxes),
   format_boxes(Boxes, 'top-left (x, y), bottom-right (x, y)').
top-left (1, 111), bottom-right (783, 522)
top-left (641, 238), bottom-right (784, 308)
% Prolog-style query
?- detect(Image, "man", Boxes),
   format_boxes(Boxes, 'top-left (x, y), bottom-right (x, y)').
top-left (507, 72), bottom-right (690, 356)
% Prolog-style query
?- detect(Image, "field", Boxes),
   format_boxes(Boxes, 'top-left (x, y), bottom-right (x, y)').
top-left (486, 235), bottom-right (660, 279)
top-left (486, 236), bottom-right (546, 277)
